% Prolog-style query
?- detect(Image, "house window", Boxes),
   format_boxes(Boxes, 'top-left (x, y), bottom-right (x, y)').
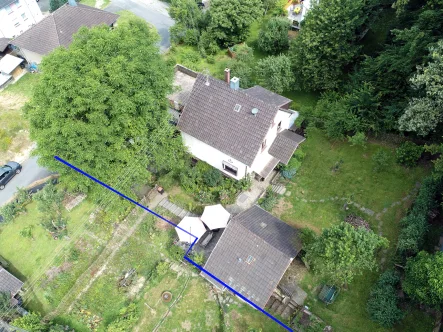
top-left (261, 139), bottom-right (267, 151)
top-left (222, 161), bottom-right (238, 176)
top-left (21, 13), bottom-right (26, 20)
top-left (277, 121), bottom-right (282, 131)
top-left (14, 22), bottom-right (20, 27)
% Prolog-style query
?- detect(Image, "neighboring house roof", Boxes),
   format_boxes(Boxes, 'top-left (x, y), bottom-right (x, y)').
top-left (0, 267), bottom-right (23, 296)
top-left (178, 75), bottom-right (283, 166)
top-left (245, 85), bottom-right (292, 108)
top-left (0, 0), bottom-right (14, 9)
top-left (0, 38), bottom-right (10, 53)
top-left (12, 3), bottom-right (119, 56)
top-left (269, 130), bottom-right (306, 164)
top-left (0, 54), bottom-right (23, 74)
top-left (202, 205), bottom-right (301, 308)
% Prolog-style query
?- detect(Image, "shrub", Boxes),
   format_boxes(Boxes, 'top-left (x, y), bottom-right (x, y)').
top-left (106, 303), bottom-right (139, 332)
top-left (367, 270), bottom-right (404, 328)
top-left (372, 149), bottom-right (391, 172)
top-left (206, 55), bottom-right (215, 64)
top-left (156, 261), bottom-right (170, 276)
top-left (183, 29), bottom-right (199, 45)
top-left (192, 251), bottom-right (205, 265)
top-left (12, 312), bottom-right (46, 332)
top-left (259, 187), bottom-right (279, 211)
top-left (281, 147), bottom-right (305, 179)
top-left (168, 246), bottom-right (185, 262)
top-left (198, 30), bottom-right (219, 56)
top-left (68, 247), bottom-right (80, 262)
top-left (0, 203), bottom-right (17, 223)
top-left (396, 141), bottom-right (423, 167)
top-left (347, 132), bottom-right (367, 147)
top-left (256, 55), bottom-right (294, 94)
top-left (258, 17), bottom-right (291, 54)
top-left (157, 171), bottom-right (177, 191)
top-left (203, 168), bottom-right (223, 187)
top-left (20, 225), bottom-right (34, 239)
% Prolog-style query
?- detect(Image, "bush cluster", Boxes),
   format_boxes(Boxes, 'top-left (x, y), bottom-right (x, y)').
top-left (0, 187), bottom-right (31, 223)
top-left (281, 148), bottom-right (306, 179)
top-left (395, 141), bottom-right (423, 167)
top-left (258, 187), bottom-right (279, 211)
top-left (367, 270), bottom-right (404, 328)
top-left (179, 161), bottom-right (251, 205)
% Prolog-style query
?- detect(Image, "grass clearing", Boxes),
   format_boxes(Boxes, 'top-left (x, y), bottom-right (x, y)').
top-left (274, 128), bottom-right (432, 331)
top-left (0, 73), bottom-right (39, 157)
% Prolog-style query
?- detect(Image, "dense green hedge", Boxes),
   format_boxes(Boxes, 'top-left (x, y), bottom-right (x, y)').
top-left (397, 176), bottom-right (443, 256)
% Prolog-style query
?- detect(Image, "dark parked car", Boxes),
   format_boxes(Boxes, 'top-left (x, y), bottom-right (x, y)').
top-left (0, 161), bottom-right (22, 190)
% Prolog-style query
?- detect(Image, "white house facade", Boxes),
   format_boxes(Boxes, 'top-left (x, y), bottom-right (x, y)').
top-left (176, 66), bottom-right (305, 181)
top-left (0, 0), bottom-right (43, 38)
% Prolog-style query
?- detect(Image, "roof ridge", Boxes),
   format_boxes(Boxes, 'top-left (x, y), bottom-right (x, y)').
top-left (50, 14), bottom-right (62, 47)
top-left (202, 74), bottom-right (280, 113)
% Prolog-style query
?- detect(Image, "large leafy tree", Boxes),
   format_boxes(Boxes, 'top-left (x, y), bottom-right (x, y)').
top-left (304, 223), bottom-right (388, 286)
top-left (208, 0), bottom-right (263, 46)
top-left (398, 39), bottom-right (443, 136)
top-left (256, 55), bottom-right (294, 94)
top-left (290, 0), bottom-right (369, 91)
top-left (12, 312), bottom-right (46, 332)
top-left (403, 251), bottom-right (443, 307)
top-left (25, 19), bottom-right (183, 196)
top-left (258, 17), bottom-right (290, 55)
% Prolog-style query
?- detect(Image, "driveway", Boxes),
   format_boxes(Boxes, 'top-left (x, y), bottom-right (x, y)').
top-left (0, 156), bottom-right (53, 207)
top-left (105, 0), bottom-right (174, 52)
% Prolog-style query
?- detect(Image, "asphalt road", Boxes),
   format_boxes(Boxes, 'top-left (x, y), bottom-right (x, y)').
top-left (0, 156), bottom-right (53, 206)
top-left (105, 0), bottom-right (174, 52)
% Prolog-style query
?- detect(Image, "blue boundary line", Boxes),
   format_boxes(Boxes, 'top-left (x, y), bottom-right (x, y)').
top-left (54, 156), bottom-right (293, 332)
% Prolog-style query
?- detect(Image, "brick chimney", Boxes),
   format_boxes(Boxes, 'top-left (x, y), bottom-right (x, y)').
top-left (224, 68), bottom-right (230, 84)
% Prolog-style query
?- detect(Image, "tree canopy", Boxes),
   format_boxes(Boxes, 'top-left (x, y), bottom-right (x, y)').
top-left (49, 0), bottom-right (66, 12)
top-left (290, 0), bottom-right (369, 91)
top-left (403, 251), bottom-right (443, 306)
top-left (208, 0), bottom-right (263, 46)
top-left (398, 40), bottom-right (443, 136)
top-left (256, 55), bottom-right (294, 94)
top-left (25, 18), bottom-right (184, 197)
top-left (304, 223), bottom-right (388, 286)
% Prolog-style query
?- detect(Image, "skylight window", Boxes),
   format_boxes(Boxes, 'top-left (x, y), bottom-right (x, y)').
top-left (246, 255), bottom-right (255, 264)
top-left (234, 104), bottom-right (241, 112)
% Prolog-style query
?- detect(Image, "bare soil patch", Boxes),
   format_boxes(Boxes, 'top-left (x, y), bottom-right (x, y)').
top-left (272, 198), bottom-right (293, 218)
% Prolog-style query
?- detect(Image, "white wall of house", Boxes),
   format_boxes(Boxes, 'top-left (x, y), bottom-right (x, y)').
top-left (181, 132), bottom-right (252, 180)
top-left (251, 110), bottom-right (299, 174)
top-left (0, 0), bottom-right (43, 38)
top-left (18, 47), bottom-right (42, 64)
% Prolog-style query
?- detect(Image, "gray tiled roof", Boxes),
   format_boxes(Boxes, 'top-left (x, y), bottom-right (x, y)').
top-left (269, 130), bottom-right (306, 164)
top-left (202, 205), bottom-right (301, 308)
top-left (0, 268), bottom-right (23, 296)
top-left (178, 75), bottom-right (280, 166)
top-left (0, 38), bottom-right (10, 53)
top-left (244, 86), bottom-right (292, 108)
top-left (12, 4), bottom-right (118, 55)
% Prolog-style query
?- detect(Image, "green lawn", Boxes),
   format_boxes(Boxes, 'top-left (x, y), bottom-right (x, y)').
top-left (3, 73), bottom-right (40, 98)
top-left (274, 128), bottom-right (432, 331)
top-left (0, 73), bottom-right (40, 155)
